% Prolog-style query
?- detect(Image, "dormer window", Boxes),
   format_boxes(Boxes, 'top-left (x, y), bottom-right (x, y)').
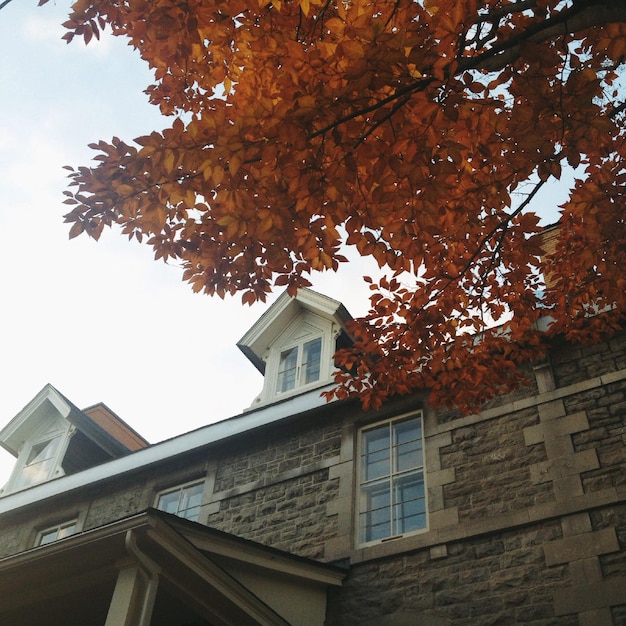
top-left (277, 337), bottom-right (322, 393)
top-left (13, 434), bottom-right (63, 491)
top-left (237, 288), bottom-right (354, 408)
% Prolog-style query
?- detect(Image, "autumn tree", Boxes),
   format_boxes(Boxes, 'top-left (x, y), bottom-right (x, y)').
top-left (48, 0), bottom-right (626, 412)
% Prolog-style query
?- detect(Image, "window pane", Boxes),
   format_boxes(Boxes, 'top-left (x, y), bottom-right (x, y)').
top-left (158, 482), bottom-right (204, 521)
top-left (302, 338), bottom-right (322, 384)
top-left (359, 413), bottom-right (426, 544)
top-left (393, 418), bottom-right (423, 472)
top-left (362, 425), bottom-right (390, 481)
top-left (361, 481), bottom-right (390, 543)
top-left (57, 523), bottom-right (77, 540)
top-left (14, 436), bottom-right (62, 490)
top-left (393, 472), bottom-right (426, 535)
top-left (157, 489), bottom-right (181, 515)
top-left (277, 346), bottom-right (298, 393)
top-left (179, 482), bottom-right (204, 521)
top-left (39, 529), bottom-right (59, 546)
top-left (27, 437), bottom-right (61, 465)
top-left (39, 521), bottom-right (77, 546)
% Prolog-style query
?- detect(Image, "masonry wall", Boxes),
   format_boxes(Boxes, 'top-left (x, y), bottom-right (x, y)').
top-left (0, 330), bottom-right (625, 625)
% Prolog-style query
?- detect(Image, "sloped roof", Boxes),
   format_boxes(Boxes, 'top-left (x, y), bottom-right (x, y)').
top-left (0, 509), bottom-right (345, 626)
top-left (0, 383), bottom-right (148, 458)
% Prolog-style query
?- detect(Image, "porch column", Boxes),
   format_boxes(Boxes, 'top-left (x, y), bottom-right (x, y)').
top-left (105, 531), bottom-right (160, 626)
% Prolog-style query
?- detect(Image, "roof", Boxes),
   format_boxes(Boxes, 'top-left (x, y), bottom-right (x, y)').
top-left (0, 509), bottom-right (345, 626)
top-left (0, 384), bottom-right (148, 459)
top-left (0, 382), bottom-right (345, 515)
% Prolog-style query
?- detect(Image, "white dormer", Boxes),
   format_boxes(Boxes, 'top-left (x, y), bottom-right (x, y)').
top-left (0, 384), bottom-right (148, 496)
top-left (238, 288), bottom-right (353, 408)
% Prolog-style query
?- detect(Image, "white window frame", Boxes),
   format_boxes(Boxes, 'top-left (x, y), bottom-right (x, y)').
top-left (276, 336), bottom-right (323, 395)
top-left (9, 430), bottom-right (68, 492)
top-left (37, 519), bottom-right (78, 546)
top-left (357, 411), bottom-right (427, 546)
top-left (155, 479), bottom-right (205, 522)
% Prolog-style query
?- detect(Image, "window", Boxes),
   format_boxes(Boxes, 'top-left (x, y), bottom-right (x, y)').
top-left (277, 337), bottom-right (322, 393)
top-left (38, 520), bottom-right (77, 546)
top-left (13, 435), bottom-right (63, 491)
top-left (156, 480), bottom-right (204, 521)
top-left (358, 412), bottom-right (426, 545)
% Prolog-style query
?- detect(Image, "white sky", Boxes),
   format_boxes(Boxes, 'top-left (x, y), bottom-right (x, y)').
top-left (0, 1), bottom-right (566, 487)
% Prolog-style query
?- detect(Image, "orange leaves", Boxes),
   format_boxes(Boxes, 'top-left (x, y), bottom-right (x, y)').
top-left (55, 0), bottom-right (626, 414)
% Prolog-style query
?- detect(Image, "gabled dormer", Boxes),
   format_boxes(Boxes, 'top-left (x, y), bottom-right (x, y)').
top-left (238, 288), bottom-right (353, 408)
top-left (0, 384), bottom-right (148, 496)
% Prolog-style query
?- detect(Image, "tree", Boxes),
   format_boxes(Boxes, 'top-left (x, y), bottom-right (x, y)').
top-left (47, 0), bottom-right (626, 413)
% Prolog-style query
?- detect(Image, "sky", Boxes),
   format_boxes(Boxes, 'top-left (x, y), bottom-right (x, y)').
top-left (0, 0), bottom-right (382, 486)
top-left (0, 1), bottom-right (568, 487)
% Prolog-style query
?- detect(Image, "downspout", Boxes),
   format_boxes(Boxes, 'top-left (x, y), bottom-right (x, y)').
top-left (124, 529), bottom-right (161, 626)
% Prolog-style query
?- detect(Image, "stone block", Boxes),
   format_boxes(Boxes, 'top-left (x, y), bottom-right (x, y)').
top-left (429, 544), bottom-right (447, 560)
top-left (530, 448), bottom-right (599, 484)
top-left (544, 527), bottom-right (619, 566)
top-left (425, 431), bottom-right (452, 452)
top-left (600, 369), bottom-right (626, 386)
top-left (428, 468), bottom-right (455, 488)
top-left (568, 556), bottom-right (602, 586)
top-left (560, 512), bottom-right (591, 537)
top-left (428, 485), bottom-right (445, 513)
top-left (554, 577), bottom-right (626, 615)
top-left (429, 507), bottom-right (459, 530)
top-left (544, 435), bottom-right (574, 458)
top-left (523, 412), bottom-right (589, 445)
top-left (538, 399), bottom-right (566, 421)
top-left (553, 475), bottom-right (584, 501)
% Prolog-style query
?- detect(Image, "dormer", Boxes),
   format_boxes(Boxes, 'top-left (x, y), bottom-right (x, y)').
top-left (238, 288), bottom-right (353, 408)
top-left (0, 384), bottom-right (149, 496)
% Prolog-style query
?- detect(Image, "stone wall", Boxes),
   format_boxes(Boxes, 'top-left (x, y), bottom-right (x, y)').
top-left (0, 330), bottom-right (624, 624)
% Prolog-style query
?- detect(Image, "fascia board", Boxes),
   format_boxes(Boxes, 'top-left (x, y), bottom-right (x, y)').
top-left (0, 385), bottom-right (340, 516)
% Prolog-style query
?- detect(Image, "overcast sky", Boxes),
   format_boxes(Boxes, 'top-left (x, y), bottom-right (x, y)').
top-left (0, 1), bottom-right (566, 487)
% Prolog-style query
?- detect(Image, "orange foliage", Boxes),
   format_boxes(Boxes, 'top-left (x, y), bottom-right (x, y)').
top-left (45, 0), bottom-right (626, 413)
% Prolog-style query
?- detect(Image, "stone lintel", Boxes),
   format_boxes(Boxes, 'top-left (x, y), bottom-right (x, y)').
top-left (554, 577), bottom-right (626, 615)
top-left (544, 527), bottom-right (619, 566)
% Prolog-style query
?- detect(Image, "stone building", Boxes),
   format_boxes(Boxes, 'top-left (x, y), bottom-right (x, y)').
top-left (0, 287), bottom-right (625, 625)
